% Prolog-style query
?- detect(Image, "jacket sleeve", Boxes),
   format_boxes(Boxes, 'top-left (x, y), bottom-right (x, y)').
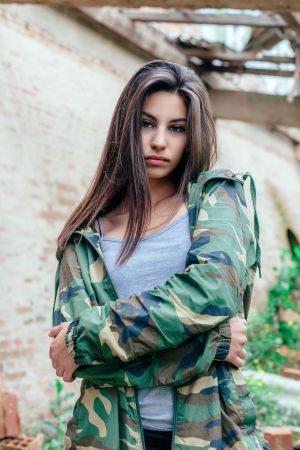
top-left (73, 322), bottom-right (230, 387)
top-left (53, 241), bottom-right (231, 387)
top-left (56, 178), bottom-right (251, 369)
top-left (53, 246), bottom-right (230, 386)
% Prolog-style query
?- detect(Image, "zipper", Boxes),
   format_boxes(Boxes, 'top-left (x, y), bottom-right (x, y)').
top-left (134, 387), bottom-right (146, 450)
top-left (71, 172), bottom-right (246, 450)
top-left (242, 172), bottom-right (262, 278)
top-left (171, 389), bottom-right (178, 450)
top-left (134, 386), bottom-right (177, 450)
top-left (74, 230), bottom-right (147, 450)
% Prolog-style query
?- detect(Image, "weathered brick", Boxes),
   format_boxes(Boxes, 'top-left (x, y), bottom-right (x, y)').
top-left (0, 392), bottom-right (20, 439)
top-left (264, 427), bottom-right (293, 450)
top-left (0, 435), bottom-right (43, 450)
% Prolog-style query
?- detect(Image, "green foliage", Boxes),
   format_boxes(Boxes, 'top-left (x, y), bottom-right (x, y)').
top-left (41, 379), bottom-right (75, 450)
top-left (246, 245), bottom-right (300, 373)
top-left (244, 375), bottom-right (299, 428)
top-left (26, 379), bottom-right (75, 450)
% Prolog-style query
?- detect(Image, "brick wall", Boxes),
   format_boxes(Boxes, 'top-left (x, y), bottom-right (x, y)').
top-left (0, 4), bottom-right (146, 427)
top-left (216, 120), bottom-right (300, 310)
top-left (1, 4), bottom-right (300, 426)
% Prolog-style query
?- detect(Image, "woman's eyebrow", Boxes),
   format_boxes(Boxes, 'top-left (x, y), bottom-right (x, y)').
top-left (170, 117), bottom-right (187, 123)
top-left (142, 111), bottom-right (187, 122)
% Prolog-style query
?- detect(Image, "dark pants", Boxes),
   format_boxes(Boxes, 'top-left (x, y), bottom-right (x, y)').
top-left (143, 428), bottom-right (173, 450)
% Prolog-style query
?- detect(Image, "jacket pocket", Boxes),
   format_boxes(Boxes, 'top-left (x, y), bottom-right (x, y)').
top-left (230, 366), bottom-right (257, 431)
top-left (65, 382), bottom-right (119, 449)
top-left (65, 398), bottom-right (80, 450)
top-left (218, 363), bottom-right (256, 433)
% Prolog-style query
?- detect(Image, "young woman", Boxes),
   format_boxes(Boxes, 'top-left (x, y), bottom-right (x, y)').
top-left (49, 60), bottom-right (269, 450)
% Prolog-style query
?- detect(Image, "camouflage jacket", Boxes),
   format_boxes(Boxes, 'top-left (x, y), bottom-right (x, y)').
top-left (52, 168), bottom-right (269, 450)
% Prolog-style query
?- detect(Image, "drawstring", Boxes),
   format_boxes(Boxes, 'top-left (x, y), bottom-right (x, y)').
top-left (242, 172), bottom-right (262, 278)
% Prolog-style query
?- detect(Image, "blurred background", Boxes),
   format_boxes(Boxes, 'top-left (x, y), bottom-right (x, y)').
top-left (1, 1), bottom-right (300, 448)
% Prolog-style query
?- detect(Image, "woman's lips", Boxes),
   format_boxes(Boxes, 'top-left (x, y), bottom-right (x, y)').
top-left (145, 156), bottom-right (168, 166)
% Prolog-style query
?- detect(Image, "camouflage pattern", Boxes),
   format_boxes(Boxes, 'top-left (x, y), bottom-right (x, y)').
top-left (52, 168), bottom-right (269, 450)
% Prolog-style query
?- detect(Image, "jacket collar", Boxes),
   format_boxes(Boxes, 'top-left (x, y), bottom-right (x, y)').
top-left (65, 168), bottom-right (242, 260)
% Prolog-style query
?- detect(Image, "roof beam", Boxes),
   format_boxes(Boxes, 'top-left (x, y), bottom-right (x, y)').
top-left (68, 6), bottom-right (187, 64)
top-left (244, 28), bottom-right (284, 52)
top-left (197, 64), bottom-right (294, 77)
top-left (280, 13), bottom-right (300, 38)
top-left (209, 89), bottom-right (300, 127)
top-left (1, 0), bottom-right (300, 12)
top-left (182, 48), bottom-right (295, 64)
top-left (125, 11), bottom-right (287, 27)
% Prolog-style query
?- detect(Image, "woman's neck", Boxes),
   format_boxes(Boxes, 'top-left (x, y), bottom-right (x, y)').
top-left (148, 178), bottom-right (177, 207)
top-left (110, 179), bottom-right (181, 218)
top-left (101, 178), bottom-right (186, 238)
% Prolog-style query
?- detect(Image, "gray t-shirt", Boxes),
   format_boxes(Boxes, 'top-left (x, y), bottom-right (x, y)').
top-left (98, 211), bottom-right (191, 430)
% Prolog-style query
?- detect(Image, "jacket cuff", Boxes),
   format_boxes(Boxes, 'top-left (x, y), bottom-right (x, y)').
top-left (65, 319), bottom-right (88, 365)
top-left (215, 321), bottom-right (231, 361)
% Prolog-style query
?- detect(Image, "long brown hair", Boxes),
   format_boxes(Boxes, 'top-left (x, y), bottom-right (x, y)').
top-left (57, 60), bottom-right (217, 263)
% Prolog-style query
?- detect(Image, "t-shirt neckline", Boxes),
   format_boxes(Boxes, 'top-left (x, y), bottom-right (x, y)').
top-left (99, 210), bottom-right (189, 243)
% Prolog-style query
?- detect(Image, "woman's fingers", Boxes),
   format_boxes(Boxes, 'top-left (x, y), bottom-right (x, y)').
top-left (49, 341), bottom-right (57, 359)
top-left (48, 324), bottom-right (64, 338)
top-left (231, 356), bottom-right (245, 368)
top-left (239, 333), bottom-right (248, 345)
top-left (63, 370), bottom-right (76, 383)
top-left (229, 316), bottom-right (246, 327)
top-left (56, 367), bottom-right (64, 377)
top-left (54, 364), bottom-right (76, 382)
top-left (238, 348), bottom-right (247, 359)
top-left (47, 321), bottom-right (78, 382)
top-left (51, 359), bottom-right (58, 369)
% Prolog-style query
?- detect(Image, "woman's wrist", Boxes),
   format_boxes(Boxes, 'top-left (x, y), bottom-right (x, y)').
top-left (214, 321), bottom-right (231, 361)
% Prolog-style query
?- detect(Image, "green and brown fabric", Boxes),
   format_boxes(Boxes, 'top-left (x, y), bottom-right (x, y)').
top-left (52, 169), bottom-right (269, 450)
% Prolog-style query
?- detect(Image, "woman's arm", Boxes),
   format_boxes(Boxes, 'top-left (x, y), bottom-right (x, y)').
top-left (49, 317), bottom-right (246, 385)
top-left (51, 177), bottom-right (254, 370)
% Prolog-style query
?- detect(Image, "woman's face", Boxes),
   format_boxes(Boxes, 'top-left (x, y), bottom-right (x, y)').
top-left (141, 90), bottom-right (188, 182)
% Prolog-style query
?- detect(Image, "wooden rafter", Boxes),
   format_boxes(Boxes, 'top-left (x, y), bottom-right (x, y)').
top-left (243, 11), bottom-right (300, 52)
top-left (244, 28), bottom-right (284, 52)
top-left (125, 8), bottom-right (300, 56)
top-left (1, 0), bottom-right (300, 11)
top-left (181, 48), bottom-right (295, 64)
top-left (124, 10), bottom-right (287, 27)
top-left (287, 46), bottom-right (300, 101)
top-left (70, 6), bottom-right (187, 64)
top-left (64, 5), bottom-right (297, 81)
top-left (208, 89), bottom-right (300, 127)
top-left (197, 63), bottom-right (294, 77)
top-left (280, 13), bottom-right (300, 39)
top-left (274, 126), bottom-right (300, 146)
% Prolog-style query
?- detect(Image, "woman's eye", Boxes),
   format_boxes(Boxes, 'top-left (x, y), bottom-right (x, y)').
top-left (141, 120), bottom-right (153, 128)
top-left (170, 125), bottom-right (186, 133)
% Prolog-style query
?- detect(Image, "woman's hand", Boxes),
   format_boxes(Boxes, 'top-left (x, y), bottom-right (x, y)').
top-left (48, 317), bottom-right (247, 380)
top-left (48, 323), bottom-right (79, 382)
top-left (225, 317), bottom-right (247, 368)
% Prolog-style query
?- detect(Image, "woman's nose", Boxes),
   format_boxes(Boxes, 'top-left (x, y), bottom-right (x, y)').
top-left (151, 128), bottom-right (167, 150)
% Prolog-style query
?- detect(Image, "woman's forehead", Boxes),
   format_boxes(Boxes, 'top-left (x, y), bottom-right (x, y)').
top-left (142, 91), bottom-right (187, 119)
